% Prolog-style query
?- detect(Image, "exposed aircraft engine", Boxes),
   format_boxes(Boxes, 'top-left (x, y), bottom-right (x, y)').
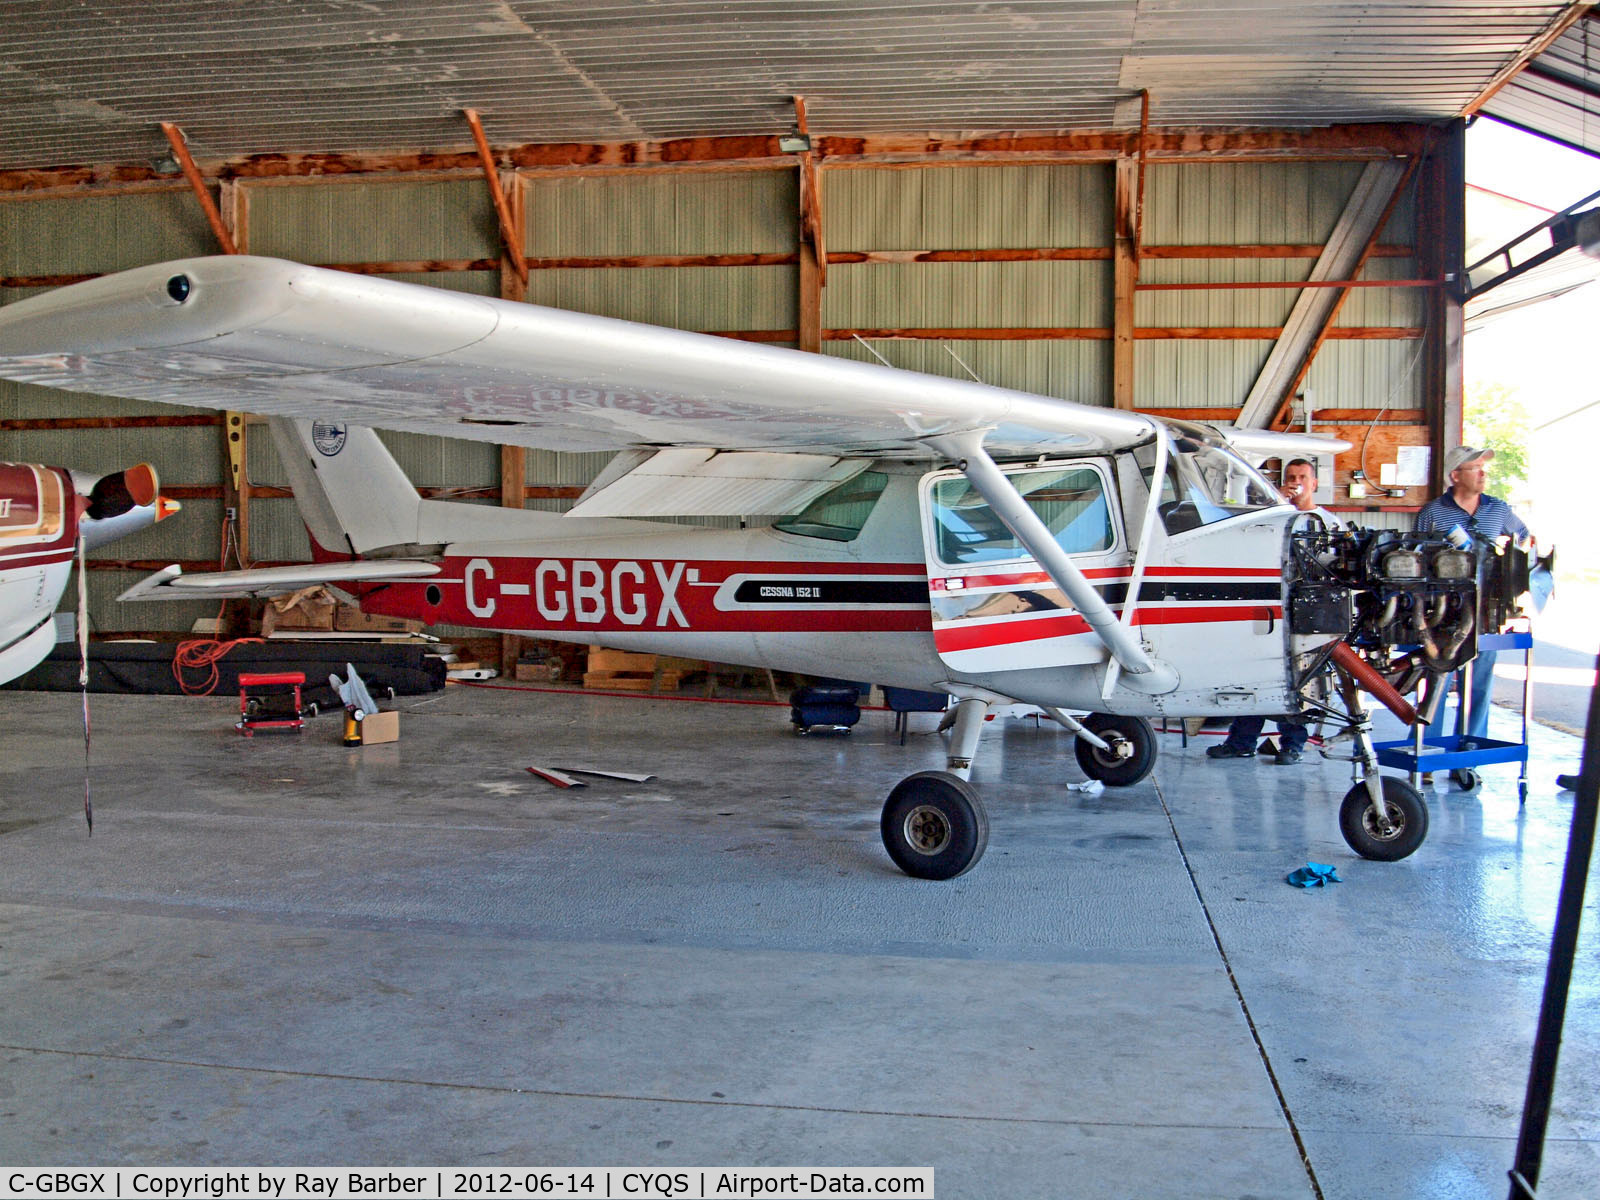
top-left (1286, 524), bottom-right (1538, 715)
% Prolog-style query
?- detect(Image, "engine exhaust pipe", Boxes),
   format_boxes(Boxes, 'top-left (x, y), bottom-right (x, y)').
top-left (1331, 641), bottom-right (1419, 726)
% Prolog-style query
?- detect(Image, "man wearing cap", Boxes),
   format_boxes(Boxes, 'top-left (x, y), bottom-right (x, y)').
top-left (1416, 445), bottom-right (1530, 744)
top-left (1207, 458), bottom-right (1339, 765)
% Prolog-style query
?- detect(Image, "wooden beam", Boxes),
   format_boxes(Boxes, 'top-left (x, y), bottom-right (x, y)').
top-left (1142, 243), bottom-right (1412, 260)
top-left (0, 272), bottom-right (102, 289)
top-left (1112, 155), bottom-right (1138, 409)
top-left (0, 124), bottom-right (1431, 194)
top-left (829, 248), bottom-right (1109, 264)
top-left (1138, 326), bottom-right (1423, 340)
top-left (463, 108), bottom-right (529, 286)
top-left (323, 258), bottom-right (501, 275)
top-left (1136, 278), bottom-right (1440, 292)
top-left (0, 414), bottom-right (221, 431)
top-left (1461, 1), bottom-right (1595, 117)
top-left (527, 252), bottom-right (798, 270)
top-left (158, 122), bottom-right (237, 255)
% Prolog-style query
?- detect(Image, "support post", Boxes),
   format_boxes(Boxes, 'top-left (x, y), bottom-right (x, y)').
top-left (494, 165), bottom-right (529, 670)
top-left (794, 96), bottom-right (825, 352)
top-left (798, 242), bottom-right (822, 353)
top-left (1421, 121), bottom-right (1466, 494)
top-left (1113, 154), bottom-right (1138, 409)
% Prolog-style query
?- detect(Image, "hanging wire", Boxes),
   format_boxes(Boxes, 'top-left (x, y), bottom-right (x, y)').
top-left (75, 533), bottom-right (92, 833)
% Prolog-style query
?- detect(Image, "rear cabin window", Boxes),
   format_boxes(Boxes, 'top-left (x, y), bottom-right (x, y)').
top-left (772, 471), bottom-right (889, 542)
top-left (931, 465), bottom-right (1114, 565)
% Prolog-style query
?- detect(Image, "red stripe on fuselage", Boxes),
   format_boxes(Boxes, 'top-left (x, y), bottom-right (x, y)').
top-left (932, 603), bottom-right (1283, 652)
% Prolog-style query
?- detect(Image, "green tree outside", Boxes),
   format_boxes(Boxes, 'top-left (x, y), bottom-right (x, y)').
top-left (1463, 379), bottom-right (1530, 503)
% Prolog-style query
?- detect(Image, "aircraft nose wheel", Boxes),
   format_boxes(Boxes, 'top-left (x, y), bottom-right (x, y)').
top-left (880, 771), bottom-right (989, 880)
top-left (1339, 776), bottom-right (1428, 861)
top-left (1072, 714), bottom-right (1157, 786)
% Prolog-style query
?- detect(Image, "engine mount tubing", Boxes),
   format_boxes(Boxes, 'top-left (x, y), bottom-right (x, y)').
top-left (1331, 641), bottom-right (1417, 726)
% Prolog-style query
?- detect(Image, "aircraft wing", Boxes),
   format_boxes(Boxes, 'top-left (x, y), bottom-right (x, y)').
top-left (0, 255), bottom-right (1160, 461)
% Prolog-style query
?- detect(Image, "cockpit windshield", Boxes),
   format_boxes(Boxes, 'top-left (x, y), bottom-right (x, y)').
top-left (1137, 428), bottom-right (1282, 536)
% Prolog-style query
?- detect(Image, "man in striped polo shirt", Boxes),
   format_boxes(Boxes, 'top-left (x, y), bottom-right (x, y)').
top-left (1415, 445), bottom-right (1530, 745)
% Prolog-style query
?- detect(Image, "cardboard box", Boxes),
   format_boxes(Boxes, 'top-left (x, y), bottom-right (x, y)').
top-left (359, 710), bottom-right (399, 745)
top-left (334, 605), bottom-right (424, 634)
top-left (261, 587), bottom-right (336, 635)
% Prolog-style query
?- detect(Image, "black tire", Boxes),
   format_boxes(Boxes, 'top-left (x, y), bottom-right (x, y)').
top-left (1450, 767), bottom-right (1480, 791)
top-left (880, 771), bottom-right (989, 880)
top-left (1073, 714), bottom-right (1158, 786)
top-left (1340, 776), bottom-right (1429, 861)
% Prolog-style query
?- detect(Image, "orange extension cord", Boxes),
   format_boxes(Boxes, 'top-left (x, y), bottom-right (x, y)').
top-left (172, 637), bottom-right (263, 696)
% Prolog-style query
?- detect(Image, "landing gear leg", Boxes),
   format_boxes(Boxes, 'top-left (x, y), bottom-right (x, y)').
top-left (1333, 672), bottom-right (1429, 861)
top-left (880, 696), bottom-right (991, 879)
top-left (943, 696), bottom-right (990, 781)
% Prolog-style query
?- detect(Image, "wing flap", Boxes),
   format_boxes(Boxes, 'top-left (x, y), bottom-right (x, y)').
top-left (118, 560), bottom-right (441, 602)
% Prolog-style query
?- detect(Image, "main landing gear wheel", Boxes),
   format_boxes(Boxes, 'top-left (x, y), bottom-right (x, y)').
top-left (1073, 714), bottom-right (1157, 786)
top-left (880, 771), bottom-right (989, 880)
top-left (1340, 776), bottom-right (1429, 861)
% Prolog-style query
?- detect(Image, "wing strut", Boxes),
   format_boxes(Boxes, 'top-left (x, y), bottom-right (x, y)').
top-left (925, 430), bottom-right (1178, 694)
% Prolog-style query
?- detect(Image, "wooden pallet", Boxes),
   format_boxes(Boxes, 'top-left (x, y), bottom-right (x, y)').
top-left (583, 646), bottom-right (687, 692)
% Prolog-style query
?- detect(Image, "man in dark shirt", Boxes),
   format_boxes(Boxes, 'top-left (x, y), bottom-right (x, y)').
top-left (1415, 445), bottom-right (1530, 744)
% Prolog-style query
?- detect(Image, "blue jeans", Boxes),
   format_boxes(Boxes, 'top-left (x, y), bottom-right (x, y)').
top-left (1453, 648), bottom-right (1497, 742)
top-left (1223, 714), bottom-right (1309, 753)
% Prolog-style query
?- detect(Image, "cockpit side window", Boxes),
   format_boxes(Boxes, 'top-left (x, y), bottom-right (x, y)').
top-left (930, 464), bottom-right (1114, 566)
top-left (772, 471), bottom-right (889, 542)
top-left (1135, 437), bottom-right (1280, 535)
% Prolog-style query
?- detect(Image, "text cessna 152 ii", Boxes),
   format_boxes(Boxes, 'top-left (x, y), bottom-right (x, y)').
top-left (0, 457), bottom-right (178, 684)
top-left (0, 257), bottom-right (1535, 878)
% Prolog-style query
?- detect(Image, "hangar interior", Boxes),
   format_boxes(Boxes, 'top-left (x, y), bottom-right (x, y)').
top-left (1, 2), bottom-right (1598, 1196)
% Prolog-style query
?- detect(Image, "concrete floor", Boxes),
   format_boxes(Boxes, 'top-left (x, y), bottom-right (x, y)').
top-left (0, 683), bottom-right (1595, 1199)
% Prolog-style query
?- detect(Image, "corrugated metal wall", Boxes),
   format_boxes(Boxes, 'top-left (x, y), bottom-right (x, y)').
top-left (1, 156), bottom-right (1427, 636)
top-left (825, 164), bottom-right (1112, 400)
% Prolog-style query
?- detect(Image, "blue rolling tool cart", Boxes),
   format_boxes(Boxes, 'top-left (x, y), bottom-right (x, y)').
top-left (1374, 629), bottom-right (1533, 802)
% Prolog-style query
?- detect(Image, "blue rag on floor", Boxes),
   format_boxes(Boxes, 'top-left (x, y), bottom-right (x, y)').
top-left (1286, 862), bottom-right (1342, 888)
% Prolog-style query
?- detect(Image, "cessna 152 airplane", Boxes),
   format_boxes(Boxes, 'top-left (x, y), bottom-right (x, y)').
top-left (0, 256), bottom-right (1534, 878)
top-left (0, 457), bottom-right (178, 684)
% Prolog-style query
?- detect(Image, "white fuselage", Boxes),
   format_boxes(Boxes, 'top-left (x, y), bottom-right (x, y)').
top-left (355, 462), bottom-right (1299, 717)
